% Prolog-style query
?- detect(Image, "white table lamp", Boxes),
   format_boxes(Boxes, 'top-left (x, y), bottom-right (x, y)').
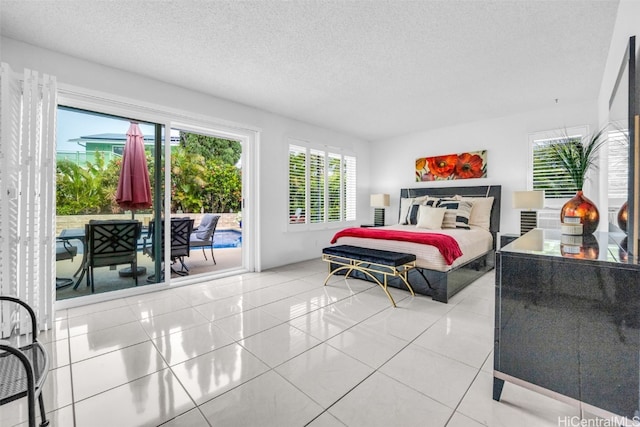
top-left (513, 190), bottom-right (544, 235)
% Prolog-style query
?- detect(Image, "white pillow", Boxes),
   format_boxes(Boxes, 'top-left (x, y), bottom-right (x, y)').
top-left (416, 206), bottom-right (446, 230)
top-left (456, 196), bottom-right (494, 230)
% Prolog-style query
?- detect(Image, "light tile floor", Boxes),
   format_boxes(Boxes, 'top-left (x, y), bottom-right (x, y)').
top-left (1, 259), bottom-right (584, 427)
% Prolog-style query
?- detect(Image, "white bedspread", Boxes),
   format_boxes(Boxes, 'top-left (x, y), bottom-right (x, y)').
top-left (332, 224), bottom-right (493, 272)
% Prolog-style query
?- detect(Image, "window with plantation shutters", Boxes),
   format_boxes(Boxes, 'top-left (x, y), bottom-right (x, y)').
top-left (309, 148), bottom-right (325, 223)
top-left (288, 145), bottom-right (306, 223)
top-left (327, 153), bottom-right (341, 222)
top-left (608, 129), bottom-right (628, 208)
top-left (528, 127), bottom-right (588, 201)
top-left (288, 140), bottom-right (356, 228)
top-left (343, 155), bottom-right (356, 221)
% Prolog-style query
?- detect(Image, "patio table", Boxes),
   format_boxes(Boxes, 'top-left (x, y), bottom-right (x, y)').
top-left (57, 228), bottom-right (86, 282)
top-left (58, 226), bottom-right (150, 289)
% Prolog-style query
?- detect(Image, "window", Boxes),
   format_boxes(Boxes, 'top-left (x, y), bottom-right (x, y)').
top-left (607, 128), bottom-right (628, 209)
top-left (528, 126), bottom-right (588, 201)
top-left (288, 141), bottom-right (356, 227)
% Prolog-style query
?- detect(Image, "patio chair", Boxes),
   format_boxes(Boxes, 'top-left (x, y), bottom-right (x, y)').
top-left (76, 220), bottom-right (142, 293)
top-left (55, 239), bottom-right (78, 289)
top-left (0, 296), bottom-right (50, 427)
top-left (189, 214), bottom-right (220, 264)
top-left (143, 217), bottom-right (194, 279)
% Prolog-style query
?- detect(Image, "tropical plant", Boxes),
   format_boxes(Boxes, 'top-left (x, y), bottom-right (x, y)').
top-left (179, 132), bottom-right (242, 166)
top-left (56, 134), bottom-right (242, 215)
top-left (56, 153), bottom-right (115, 214)
top-left (201, 158), bottom-right (242, 213)
top-left (171, 149), bottom-right (207, 213)
top-left (548, 127), bottom-right (607, 191)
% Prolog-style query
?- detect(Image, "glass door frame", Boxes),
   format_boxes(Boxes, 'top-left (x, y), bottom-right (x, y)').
top-left (55, 87), bottom-right (258, 308)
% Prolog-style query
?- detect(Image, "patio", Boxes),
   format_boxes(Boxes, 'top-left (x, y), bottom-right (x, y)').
top-left (56, 244), bottom-right (242, 300)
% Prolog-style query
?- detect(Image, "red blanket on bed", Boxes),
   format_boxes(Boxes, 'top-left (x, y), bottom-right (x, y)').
top-left (330, 227), bottom-right (463, 265)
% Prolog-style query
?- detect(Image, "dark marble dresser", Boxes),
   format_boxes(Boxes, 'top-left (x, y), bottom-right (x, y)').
top-left (494, 229), bottom-right (640, 419)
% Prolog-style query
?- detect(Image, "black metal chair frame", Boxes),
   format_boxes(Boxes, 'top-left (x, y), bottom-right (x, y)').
top-left (189, 214), bottom-right (220, 264)
top-left (55, 239), bottom-right (78, 289)
top-left (0, 296), bottom-right (50, 427)
top-left (143, 217), bottom-right (194, 279)
top-left (75, 220), bottom-right (142, 293)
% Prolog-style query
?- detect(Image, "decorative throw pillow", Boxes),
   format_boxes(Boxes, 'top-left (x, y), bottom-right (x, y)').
top-left (456, 196), bottom-right (494, 230)
top-left (416, 206), bottom-right (446, 230)
top-left (407, 198), bottom-right (438, 225)
top-left (437, 199), bottom-right (473, 229)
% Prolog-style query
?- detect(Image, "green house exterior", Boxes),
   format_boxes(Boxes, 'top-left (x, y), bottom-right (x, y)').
top-left (57, 133), bottom-right (179, 166)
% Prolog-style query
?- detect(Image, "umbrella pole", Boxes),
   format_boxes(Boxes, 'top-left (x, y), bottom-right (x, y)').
top-left (119, 209), bottom-right (147, 278)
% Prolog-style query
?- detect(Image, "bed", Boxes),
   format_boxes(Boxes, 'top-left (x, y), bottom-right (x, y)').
top-left (329, 185), bottom-right (501, 303)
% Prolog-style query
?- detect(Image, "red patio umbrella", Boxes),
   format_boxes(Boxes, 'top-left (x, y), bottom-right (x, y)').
top-left (115, 122), bottom-right (152, 278)
top-left (116, 122), bottom-right (152, 211)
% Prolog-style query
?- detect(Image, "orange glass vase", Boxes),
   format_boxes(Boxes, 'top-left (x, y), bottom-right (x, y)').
top-left (618, 201), bottom-right (628, 233)
top-left (560, 190), bottom-right (599, 235)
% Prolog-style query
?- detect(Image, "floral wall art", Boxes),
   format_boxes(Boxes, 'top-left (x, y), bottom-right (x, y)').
top-left (415, 150), bottom-right (487, 181)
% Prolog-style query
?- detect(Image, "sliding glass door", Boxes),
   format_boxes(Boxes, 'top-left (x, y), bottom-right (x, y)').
top-left (55, 106), bottom-right (164, 300)
top-left (55, 107), bottom-right (245, 302)
top-left (168, 127), bottom-right (243, 276)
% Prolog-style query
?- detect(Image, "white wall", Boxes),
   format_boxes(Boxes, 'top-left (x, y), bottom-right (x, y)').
top-left (1, 37), bottom-right (371, 270)
top-left (370, 102), bottom-right (598, 235)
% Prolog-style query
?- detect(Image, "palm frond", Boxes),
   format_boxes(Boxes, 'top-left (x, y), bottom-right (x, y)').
top-left (549, 127), bottom-right (607, 190)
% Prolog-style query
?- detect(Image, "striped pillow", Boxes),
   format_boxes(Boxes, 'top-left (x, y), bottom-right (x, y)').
top-left (399, 198), bottom-right (414, 225)
top-left (406, 198), bottom-right (438, 225)
top-left (437, 199), bottom-right (472, 229)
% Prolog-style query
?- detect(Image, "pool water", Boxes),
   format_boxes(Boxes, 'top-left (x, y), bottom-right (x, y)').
top-left (214, 229), bottom-right (242, 248)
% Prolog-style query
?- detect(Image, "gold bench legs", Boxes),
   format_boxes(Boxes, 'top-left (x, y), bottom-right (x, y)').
top-left (322, 257), bottom-right (415, 308)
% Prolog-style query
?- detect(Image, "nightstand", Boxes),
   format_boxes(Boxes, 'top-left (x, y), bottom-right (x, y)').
top-left (499, 233), bottom-right (520, 249)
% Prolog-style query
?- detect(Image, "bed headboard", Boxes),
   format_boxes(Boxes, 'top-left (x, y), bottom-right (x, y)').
top-left (399, 185), bottom-right (502, 236)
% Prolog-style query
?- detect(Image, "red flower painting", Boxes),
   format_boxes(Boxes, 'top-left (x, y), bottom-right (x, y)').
top-left (415, 150), bottom-right (487, 181)
top-left (426, 155), bottom-right (458, 179)
top-left (456, 152), bottom-right (485, 178)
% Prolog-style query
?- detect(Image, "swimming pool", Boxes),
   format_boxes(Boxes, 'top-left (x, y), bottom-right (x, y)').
top-left (214, 229), bottom-right (242, 248)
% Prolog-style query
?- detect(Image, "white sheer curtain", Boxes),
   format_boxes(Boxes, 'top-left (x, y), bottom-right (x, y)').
top-left (0, 63), bottom-right (57, 330)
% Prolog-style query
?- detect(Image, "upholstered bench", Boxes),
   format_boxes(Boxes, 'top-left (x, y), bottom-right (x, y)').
top-left (321, 245), bottom-right (416, 307)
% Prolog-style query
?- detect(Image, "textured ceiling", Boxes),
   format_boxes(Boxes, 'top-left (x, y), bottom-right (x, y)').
top-left (0, 0), bottom-right (620, 141)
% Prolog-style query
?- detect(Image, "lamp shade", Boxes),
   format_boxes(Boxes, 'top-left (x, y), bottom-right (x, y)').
top-left (370, 194), bottom-right (390, 208)
top-left (512, 191), bottom-right (544, 209)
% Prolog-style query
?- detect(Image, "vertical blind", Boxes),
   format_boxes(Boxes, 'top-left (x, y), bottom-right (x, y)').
top-left (288, 141), bottom-right (356, 226)
top-left (0, 63), bottom-right (57, 331)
